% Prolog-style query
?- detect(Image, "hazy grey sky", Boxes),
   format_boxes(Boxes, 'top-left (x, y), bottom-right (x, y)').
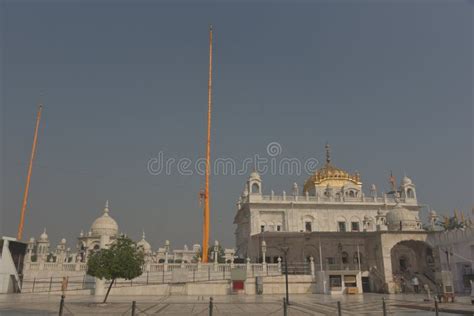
top-left (1, 1), bottom-right (472, 249)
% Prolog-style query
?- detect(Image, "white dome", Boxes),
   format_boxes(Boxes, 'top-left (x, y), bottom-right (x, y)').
top-left (60, 238), bottom-right (67, 244)
top-left (401, 176), bottom-right (412, 186)
top-left (29, 237), bottom-right (35, 243)
top-left (137, 231), bottom-right (151, 252)
top-left (249, 171), bottom-right (261, 181)
top-left (386, 204), bottom-right (420, 231)
top-left (91, 201), bottom-right (119, 237)
top-left (39, 228), bottom-right (48, 242)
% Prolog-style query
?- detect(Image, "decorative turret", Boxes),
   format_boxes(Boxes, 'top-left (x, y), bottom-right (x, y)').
top-left (247, 170), bottom-right (262, 195)
top-left (399, 174), bottom-right (417, 201)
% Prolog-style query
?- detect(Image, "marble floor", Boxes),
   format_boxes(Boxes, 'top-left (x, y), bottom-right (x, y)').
top-left (0, 293), bottom-right (472, 315)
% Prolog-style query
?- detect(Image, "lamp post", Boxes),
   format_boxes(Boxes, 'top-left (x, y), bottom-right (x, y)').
top-left (280, 246), bottom-right (290, 305)
top-left (164, 240), bottom-right (170, 264)
top-left (267, 240), bottom-right (290, 304)
top-left (214, 240), bottom-right (219, 263)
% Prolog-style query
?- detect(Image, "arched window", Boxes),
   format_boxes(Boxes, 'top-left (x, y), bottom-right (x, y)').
top-left (251, 183), bottom-right (260, 193)
top-left (407, 188), bottom-right (414, 198)
top-left (341, 251), bottom-right (349, 264)
top-left (349, 191), bottom-right (355, 198)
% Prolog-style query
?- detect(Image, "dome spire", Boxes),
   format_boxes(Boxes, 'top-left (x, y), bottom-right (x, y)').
top-left (325, 142), bottom-right (331, 164)
top-left (142, 229), bottom-right (146, 240)
top-left (104, 200), bottom-right (109, 214)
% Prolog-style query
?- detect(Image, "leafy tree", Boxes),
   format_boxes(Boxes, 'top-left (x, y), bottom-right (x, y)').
top-left (87, 236), bottom-right (144, 303)
top-left (436, 215), bottom-right (466, 231)
top-left (194, 244), bottom-right (226, 263)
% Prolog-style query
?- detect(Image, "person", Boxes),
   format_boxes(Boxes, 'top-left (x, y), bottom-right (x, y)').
top-left (400, 277), bottom-right (406, 293)
top-left (412, 276), bottom-right (419, 293)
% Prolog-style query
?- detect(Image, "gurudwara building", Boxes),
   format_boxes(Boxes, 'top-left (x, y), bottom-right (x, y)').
top-left (234, 144), bottom-right (472, 294)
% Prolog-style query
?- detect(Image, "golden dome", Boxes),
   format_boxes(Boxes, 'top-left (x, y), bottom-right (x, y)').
top-left (303, 143), bottom-right (362, 193)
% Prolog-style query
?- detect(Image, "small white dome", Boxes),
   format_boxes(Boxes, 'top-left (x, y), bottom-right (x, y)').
top-left (90, 201), bottom-right (119, 237)
top-left (137, 231), bottom-right (151, 253)
top-left (401, 176), bottom-right (412, 186)
top-left (60, 238), bottom-right (67, 244)
top-left (249, 171), bottom-right (261, 181)
top-left (386, 204), bottom-right (420, 231)
top-left (29, 237), bottom-right (35, 243)
top-left (39, 228), bottom-right (48, 242)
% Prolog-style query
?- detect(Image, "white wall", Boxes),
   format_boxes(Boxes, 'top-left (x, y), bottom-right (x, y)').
top-left (0, 237), bottom-right (21, 293)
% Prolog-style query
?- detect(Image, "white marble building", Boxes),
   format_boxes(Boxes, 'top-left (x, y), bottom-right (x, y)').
top-left (234, 144), bottom-right (422, 259)
top-left (233, 144), bottom-right (466, 294)
top-left (24, 201), bottom-right (234, 277)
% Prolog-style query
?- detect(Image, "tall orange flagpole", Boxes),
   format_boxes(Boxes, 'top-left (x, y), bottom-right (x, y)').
top-left (17, 104), bottom-right (43, 240)
top-left (202, 25), bottom-right (213, 262)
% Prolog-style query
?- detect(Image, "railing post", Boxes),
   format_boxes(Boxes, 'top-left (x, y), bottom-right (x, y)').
top-left (146, 271), bottom-right (149, 285)
top-left (382, 297), bottom-right (387, 316)
top-left (337, 301), bottom-right (342, 316)
top-left (49, 277), bottom-right (53, 292)
top-left (434, 299), bottom-right (439, 316)
top-left (32, 277), bottom-right (36, 293)
top-left (131, 300), bottom-right (136, 316)
top-left (58, 295), bottom-right (65, 316)
top-left (209, 297), bottom-right (213, 316)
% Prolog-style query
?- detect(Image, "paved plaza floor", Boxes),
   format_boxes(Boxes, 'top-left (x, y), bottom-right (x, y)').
top-left (0, 293), bottom-right (472, 315)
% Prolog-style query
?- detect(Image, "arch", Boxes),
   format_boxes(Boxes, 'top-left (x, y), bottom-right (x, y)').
top-left (350, 216), bottom-right (361, 232)
top-left (406, 188), bottom-right (415, 199)
top-left (336, 216), bottom-right (347, 232)
top-left (302, 215), bottom-right (315, 232)
top-left (251, 183), bottom-right (260, 194)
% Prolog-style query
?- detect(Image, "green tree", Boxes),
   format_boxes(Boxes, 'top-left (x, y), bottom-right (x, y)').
top-left (87, 236), bottom-right (144, 303)
top-left (436, 215), bottom-right (466, 231)
top-left (194, 244), bottom-right (226, 263)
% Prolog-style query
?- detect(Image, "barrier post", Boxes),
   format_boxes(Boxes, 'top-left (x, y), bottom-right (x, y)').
top-left (209, 297), bottom-right (213, 316)
top-left (382, 297), bottom-right (387, 316)
top-left (434, 299), bottom-right (439, 316)
top-left (337, 301), bottom-right (342, 316)
top-left (283, 297), bottom-right (288, 316)
top-left (58, 295), bottom-right (65, 316)
top-left (131, 301), bottom-right (136, 316)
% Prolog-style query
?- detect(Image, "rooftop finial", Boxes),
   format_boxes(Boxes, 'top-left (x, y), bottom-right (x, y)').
top-left (104, 200), bottom-right (109, 213)
top-left (325, 142), bottom-right (331, 164)
top-left (142, 229), bottom-right (146, 240)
